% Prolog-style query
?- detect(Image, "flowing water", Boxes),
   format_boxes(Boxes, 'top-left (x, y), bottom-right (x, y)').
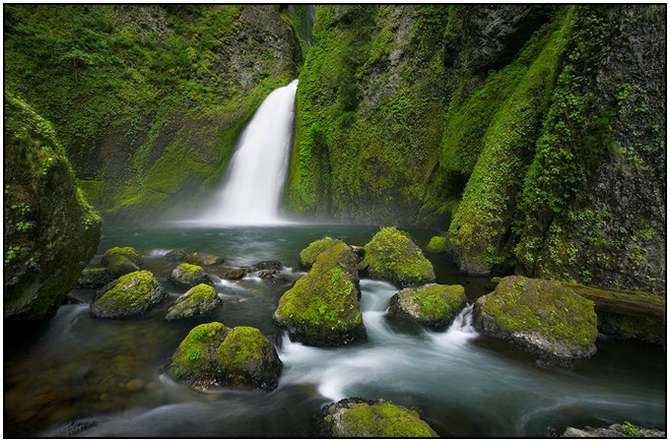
top-left (4, 224), bottom-right (666, 437)
top-left (193, 79), bottom-right (298, 226)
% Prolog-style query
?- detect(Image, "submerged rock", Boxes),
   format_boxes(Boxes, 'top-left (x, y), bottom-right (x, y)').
top-left (561, 423), bottom-right (665, 438)
top-left (474, 276), bottom-right (598, 364)
top-left (169, 263), bottom-right (210, 288)
top-left (165, 283), bottom-right (220, 321)
top-left (299, 237), bottom-right (346, 268)
top-left (164, 248), bottom-right (190, 262)
top-left (388, 283), bottom-right (466, 330)
top-left (274, 242), bottom-right (365, 346)
top-left (316, 398), bottom-right (438, 437)
top-left (251, 260), bottom-right (282, 271)
top-left (77, 267), bottom-right (114, 289)
top-left (362, 227), bottom-right (435, 287)
top-left (167, 322), bottom-right (281, 391)
top-left (425, 235), bottom-right (448, 254)
top-left (217, 267), bottom-right (247, 280)
top-left (91, 271), bottom-right (164, 318)
top-left (185, 252), bottom-right (224, 267)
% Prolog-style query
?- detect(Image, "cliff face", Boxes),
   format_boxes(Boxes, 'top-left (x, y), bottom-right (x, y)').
top-left (286, 5), bottom-right (665, 294)
top-left (4, 94), bottom-right (101, 320)
top-left (4, 5), bottom-right (305, 220)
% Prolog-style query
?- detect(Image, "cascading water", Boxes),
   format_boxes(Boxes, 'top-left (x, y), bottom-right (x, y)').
top-left (196, 79), bottom-right (298, 225)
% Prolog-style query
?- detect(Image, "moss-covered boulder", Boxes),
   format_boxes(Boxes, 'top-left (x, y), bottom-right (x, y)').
top-left (185, 252), bottom-right (224, 267)
top-left (474, 276), bottom-right (598, 363)
top-left (425, 236), bottom-right (448, 254)
top-left (274, 242), bottom-right (365, 346)
top-left (4, 93), bottom-right (101, 320)
top-left (167, 322), bottom-right (281, 391)
top-left (165, 284), bottom-right (220, 321)
top-left (169, 263), bottom-right (210, 288)
top-left (91, 271), bottom-right (164, 318)
top-left (361, 227), bottom-right (435, 287)
top-left (77, 267), bottom-right (114, 289)
top-left (215, 326), bottom-right (283, 391)
top-left (100, 246), bottom-right (143, 277)
top-left (299, 237), bottom-right (346, 268)
top-left (388, 283), bottom-right (466, 330)
top-left (316, 398), bottom-right (438, 437)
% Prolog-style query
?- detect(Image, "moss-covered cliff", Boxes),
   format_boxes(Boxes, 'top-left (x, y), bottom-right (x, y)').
top-left (286, 5), bottom-right (665, 294)
top-left (4, 5), bottom-right (305, 220)
top-left (4, 93), bottom-right (101, 320)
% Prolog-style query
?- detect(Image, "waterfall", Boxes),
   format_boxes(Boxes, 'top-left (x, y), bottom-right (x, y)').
top-left (197, 80), bottom-right (298, 225)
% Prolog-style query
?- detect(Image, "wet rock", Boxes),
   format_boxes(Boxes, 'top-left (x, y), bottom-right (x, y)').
top-left (77, 267), bottom-right (114, 289)
top-left (473, 276), bottom-right (598, 365)
top-left (257, 269), bottom-right (279, 279)
top-left (165, 248), bottom-right (190, 262)
top-left (100, 246), bottom-right (142, 277)
top-left (425, 235), bottom-right (448, 254)
top-left (316, 398), bottom-right (438, 437)
top-left (167, 322), bottom-right (281, 391)
top-left (388, 283), bottom-right (466, 330)
top-left (299, 237), bottom-right (346, 268)
top-left (165, 283), bottom-right (220, 321)
top-left (362, 226), bottom-right (435, 287)
top-left (185, 252), bottom-right (224, 267)
top-left (561, 423), bottom-right (665, 438)
top-left (169, 263), bottom-right (210, 288)
top-left (274, 243), bottom-right (365, 346)
top-left (217, 267), bottom-right (247, 280)
top-left (91, 271), bottom-right (164, 319)
top-left (251, 260), bottom-right (282, 271)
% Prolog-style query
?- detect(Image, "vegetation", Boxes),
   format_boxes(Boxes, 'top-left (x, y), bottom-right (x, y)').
top-left (91, 270), bottom-right (164, 318)
top-left (299, 236), bottom-right (346, 268)
top-left (388, 283), bottom-right (466, 330)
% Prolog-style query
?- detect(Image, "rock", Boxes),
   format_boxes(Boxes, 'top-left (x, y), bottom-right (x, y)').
top-left (217, 267), bottom-right (247, 280)
top-left (77, 267), bottom-right (114, 289)
top-left (100, 246), bottom-right (142, 277)
top-left (316, 398), bottom-right (438, 437)
top-left (169, 263), bottom-right (210, 288)
top-left (165, 248), bottom-right (190, 262)
top-left (299, 237), bottom-right (346, 268)
top-left (185, 252), bottom-right (224, 267)
top-left (4, 93), bottom-right (101, 320)
top-left (274, 242), bottom-right (365, 346)
top-left (561, 423), bottom-right (665, 438)
top-left (474, 276), bottom-right (598, 364)
top-left (165, 283), bottom-right (220, 321)
top-left (251, 260), bottom-right (282, 271)
top-left (215, 326), bottom-right (283, 391)
top-left (425, 235), bottom-right (448, 254)
top-left (362, 227), bottom-right (435, 287)
top-left (91, 270), bottom-right (164, 318)
top-left (167, 322), bottom-right (281, 391)
top-left (257, 269), bottom-right (279, 279)
top-left (388, 283), bottom-right (466, 330)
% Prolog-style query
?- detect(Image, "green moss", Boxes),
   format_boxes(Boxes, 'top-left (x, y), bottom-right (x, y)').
top-left (299, 236), bottom-right (346, 267)
top-left (415, 284), bottom-right (465, 320)
top-left (329, 400), bottom-right (437, 437)
top-left (425, 236), bottom-right (448, 254)
top-left (93, 270), bottom-right (161, 316)
top-left (478, 276), bottom-right (597, 352)
top-left (174, 263), bottom-right (206, 279)
top-left (362, 227), bottom-right (435, 287)
top-left (102, 246), bottom-right (141, 265)
top-left (215, 326), bottom-right (274, 385)
top-left (169, 322), bottom-right (229, 381)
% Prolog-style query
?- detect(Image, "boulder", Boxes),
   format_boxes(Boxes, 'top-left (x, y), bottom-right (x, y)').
top-left (299, 237), bottom-right (346, 268)
top-left (425, 235), bottom-right (448, 254)
top-left (165, 248), bottom-right (190, 262)
top-left (388, 283), bottom-right (466, 330)
top-left (185, 252), bottom-right (224, 267)
top-left (217, 267), bottom-right (247, 280)
top-left (165, 283), bottom-right (220, 321)
top-left (77, 267), bottom-right (114, 289)
top-left (167, 322), bottom-right (281, 391)
top-left (101, 247), bottom-right (142, 277)
top-left (274, 242), bottom-right (365, 346)
top-left (474, 276), bottom-right (598, 364)
top-left (251, 260), bottom-right (283, 271)
top-left (561, 423), bottom-right (665, 438)
top-left (169, 263), bottom-right (210, 288)
top-left (91, 270), bottom-right (164, 318)
top-left (316, 398), bottom-right (438, 437)
top-left (361, 227), bottom-right (435, 287)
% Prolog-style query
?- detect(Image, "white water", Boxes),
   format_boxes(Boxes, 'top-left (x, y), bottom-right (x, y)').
top-left (196, 80), bottom-right (298, 226)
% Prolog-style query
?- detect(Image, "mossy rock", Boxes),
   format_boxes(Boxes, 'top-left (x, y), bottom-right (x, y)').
top-left (91, 271), bottom-right (164, 319)
top-left (274, 242), bottom-right (365, 346)
top-left (165, 283), bottom-right (221, 321)
top-left (168, 322), bottom-right (282, 391)
top-left (299, 237), bottom-right (346, 268)
top-left (388, 283), bottom-right (466, 330)
top-left (316, 398), bottom-right (438, 437)
top-left (185, 252), bottom-right (224, 267)
top-left (215, 326), bottom-right (282, 390)
top-left (169, 263), bottom-right (210, 288)
top-left (101, 247), bottom-right (142, 267)
top-left (168, 322), bottom-right (231, 389)
top-left (597, 313), bottom-right (664, 345)
top-left (474, 276), bottom-right (597, 363)
top-left (77, 267), bottom-right (114, 289)
top-left (425, 236), bottom-right (449, 254)
top-left (362, 227), bottom-right (435, 287)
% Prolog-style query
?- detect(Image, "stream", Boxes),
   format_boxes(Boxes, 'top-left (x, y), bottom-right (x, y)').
top-left (4, 224), bottom-right (666, 437)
